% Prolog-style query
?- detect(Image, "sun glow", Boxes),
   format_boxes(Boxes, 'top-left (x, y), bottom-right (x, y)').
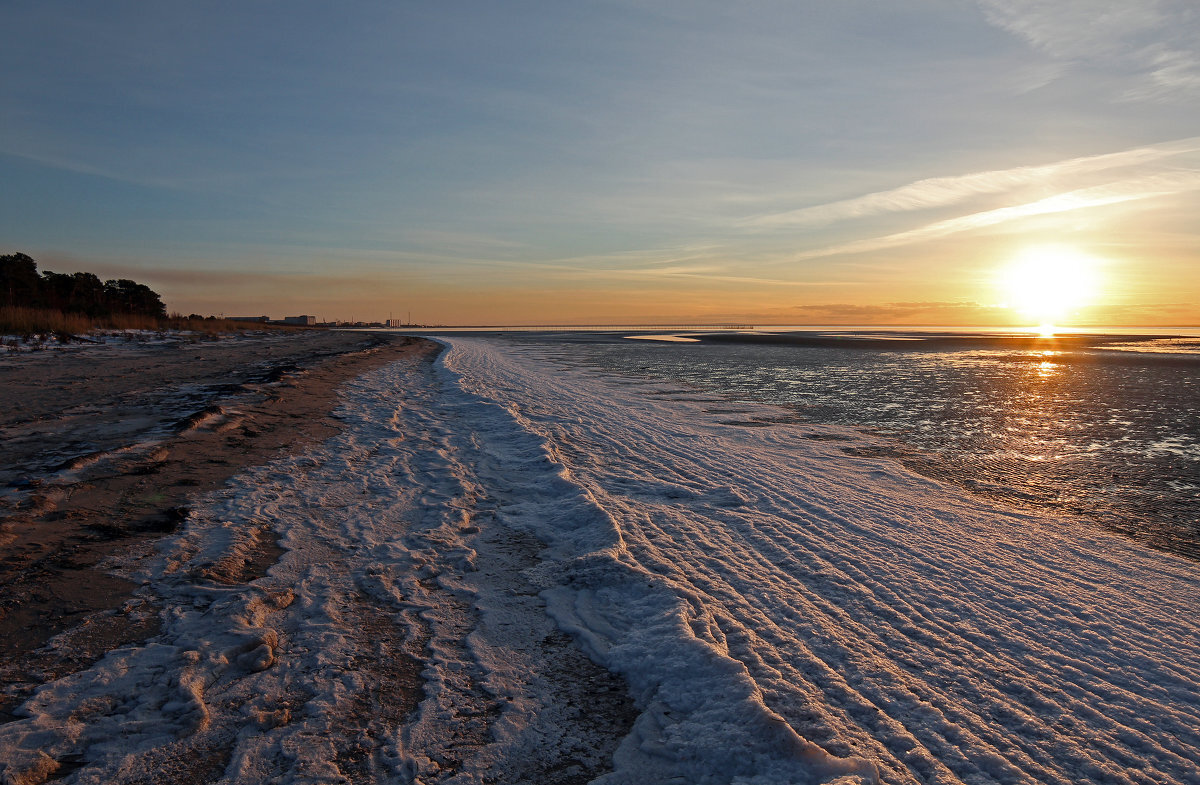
top-left (999, 245), bottom-right (1102, 332)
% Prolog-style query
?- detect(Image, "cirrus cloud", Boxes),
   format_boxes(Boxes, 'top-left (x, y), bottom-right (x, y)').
top-left (745, 137), bottom-right (1200, 229)
top-left (977, 0), bottom-right (1200, 98)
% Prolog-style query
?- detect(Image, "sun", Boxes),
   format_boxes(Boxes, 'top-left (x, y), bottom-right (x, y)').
top-left (998, 245), bottom-right (1101, 332)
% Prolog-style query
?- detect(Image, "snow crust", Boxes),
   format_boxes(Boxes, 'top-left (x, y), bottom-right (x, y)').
top-left (1, 329), bottom-right (223, 352)
top-left (1, 336), bottom-right (1198, 784)
top-left (438, 338), bottom-right (1200, 784)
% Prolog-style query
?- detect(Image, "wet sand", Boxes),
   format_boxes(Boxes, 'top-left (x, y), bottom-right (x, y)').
top-left (0, 330), bottom-right (439, 721)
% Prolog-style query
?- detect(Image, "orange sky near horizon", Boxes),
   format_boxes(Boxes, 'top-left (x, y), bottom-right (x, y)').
top-left (63, 213), bottom-right (1198, 327)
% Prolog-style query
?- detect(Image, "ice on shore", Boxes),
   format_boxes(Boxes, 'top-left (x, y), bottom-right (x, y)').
top-left (439, 337), bottom-right (1200, 784)
top-left (2, 336), bottom-right (1198, 784)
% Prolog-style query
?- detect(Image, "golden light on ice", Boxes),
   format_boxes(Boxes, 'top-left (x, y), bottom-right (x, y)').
top-left (998, 245), bottom-right (1101, 333)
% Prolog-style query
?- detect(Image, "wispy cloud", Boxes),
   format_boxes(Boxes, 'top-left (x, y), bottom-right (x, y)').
top-left (1130, 44), bottom-right (1200, 98)
top-left (977, 0), bottom-right (1200, 98)
top-left (0, 147), bottom-right (169, 190)
top-left (762, 301), bottom-right (1004, 323)
top-left (578, 266), bottom-right (847, 287)
top-left (791, 169), bottom-right (1200, 261)
top-left (977, 1), bottom-right (1168, 59)
top-left (744, 138), bottom-right (1200, 229)
top-left (531, 247), bottom-right (850, 287)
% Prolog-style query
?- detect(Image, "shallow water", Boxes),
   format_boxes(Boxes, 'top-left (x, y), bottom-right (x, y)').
top-left (502, 330), bottom-right (1200, 559)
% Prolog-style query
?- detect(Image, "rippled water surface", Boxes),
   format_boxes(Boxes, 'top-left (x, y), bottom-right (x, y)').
top-left (504, 330), bottom-right (1200, 559)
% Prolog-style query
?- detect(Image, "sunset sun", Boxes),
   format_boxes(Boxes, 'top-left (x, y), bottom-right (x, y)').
top-left (999, 245), bottom-right (1102, 332)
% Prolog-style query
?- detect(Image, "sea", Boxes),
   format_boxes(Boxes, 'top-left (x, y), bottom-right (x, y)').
top-left (486, 327), bottom-right (1200, 560)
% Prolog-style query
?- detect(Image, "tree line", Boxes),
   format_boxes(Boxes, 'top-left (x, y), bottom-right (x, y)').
top-left (1, 252), bottom-right (166, 319)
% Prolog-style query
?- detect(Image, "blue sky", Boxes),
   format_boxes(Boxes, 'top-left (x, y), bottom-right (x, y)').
top-left (3, 1), bottom-right (1199, 324)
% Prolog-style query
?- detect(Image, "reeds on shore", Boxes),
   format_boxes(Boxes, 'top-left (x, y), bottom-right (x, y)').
top-left (0, 306), bottom-right (299, 341)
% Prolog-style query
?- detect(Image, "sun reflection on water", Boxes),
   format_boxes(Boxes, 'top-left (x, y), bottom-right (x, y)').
top-left (1031, 349), bottom-right (1061, 380)
top-left (525, 331), bottom-right (1200, 559)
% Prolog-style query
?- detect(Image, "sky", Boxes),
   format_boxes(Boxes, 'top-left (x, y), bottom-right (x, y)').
top-left (2, 1), bottom-right (1199, 326)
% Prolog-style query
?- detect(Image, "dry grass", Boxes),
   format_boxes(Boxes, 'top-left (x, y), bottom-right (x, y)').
top-left (0, 307), bottom-right (307, 341)
top-left (161, 313), bottom-right (295, 335)
top-left (0, 307), bottom-right (94, 337)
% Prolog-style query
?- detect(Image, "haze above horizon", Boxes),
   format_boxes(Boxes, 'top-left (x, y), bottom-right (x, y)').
top-left (3, 1), bottom-right (1198, 326)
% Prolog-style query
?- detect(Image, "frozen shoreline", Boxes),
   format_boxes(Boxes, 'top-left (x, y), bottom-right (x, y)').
top-left (437, 337), bottom-right (1200, 783)
top-left (2, 335), bottom-right (1198, 784)
top-left (0, 331), bottom-right (425, 715)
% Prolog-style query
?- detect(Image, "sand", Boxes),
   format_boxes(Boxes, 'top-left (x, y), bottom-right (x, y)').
top-left (0, 330), bottom-right (438, 722)
top-left (1, 333), bottom-right (649, 785)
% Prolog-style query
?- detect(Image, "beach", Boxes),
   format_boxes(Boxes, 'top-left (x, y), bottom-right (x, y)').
top-left (0, 331), bottom-right (428, 722)
top-left (2, 333), bottom-right (1199, 784)
top-left (0, 332), bottom-right (641, 785)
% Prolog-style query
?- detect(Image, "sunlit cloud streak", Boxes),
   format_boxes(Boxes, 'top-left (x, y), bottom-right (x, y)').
top-left (791, 170), bottom-right (1200, 261)
top-left (778, 301), bottom-right (998, 320)
top-left (576, 266), bottom-right (846, 287)
top-left (745, 138), bottom-right (1200, 229)
top-left (521, 248), bottom-right (852, 287)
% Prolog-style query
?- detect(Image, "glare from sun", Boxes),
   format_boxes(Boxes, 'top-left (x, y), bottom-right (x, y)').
top-left (998, 245), bottom-right (1101, 333)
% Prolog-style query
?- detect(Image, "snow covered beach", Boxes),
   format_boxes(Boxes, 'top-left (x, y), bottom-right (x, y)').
top-left (0, 331), bottom-right (420, 718)
top-left (3, 335), bottom-right (1199, 784)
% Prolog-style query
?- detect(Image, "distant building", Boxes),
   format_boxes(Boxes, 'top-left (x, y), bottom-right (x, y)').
top-left (283, 315), bottom-right (316, 325)
top-left (231, 316), bottom-right (269, 323)
top-left (386, 319), bottom-right (404, 328)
